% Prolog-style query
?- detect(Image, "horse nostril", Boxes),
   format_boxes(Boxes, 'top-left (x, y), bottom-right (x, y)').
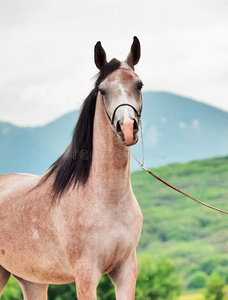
top-left (116, 121), bottom-right (122, 134)
top-left (133, 119), bottom-right (139, 133)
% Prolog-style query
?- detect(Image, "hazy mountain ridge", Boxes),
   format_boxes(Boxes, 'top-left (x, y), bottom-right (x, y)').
top-left (136, 92), bottom-right (228, 170)
top-left (0, 91), bottom-right (228, 174)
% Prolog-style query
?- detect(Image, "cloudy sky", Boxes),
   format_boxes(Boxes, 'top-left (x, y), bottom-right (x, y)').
top-left (0, 0), bottom-right (228, 126)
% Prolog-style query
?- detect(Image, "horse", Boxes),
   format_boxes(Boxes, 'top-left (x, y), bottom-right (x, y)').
top-left (0, 37), bottom-right (143, 300)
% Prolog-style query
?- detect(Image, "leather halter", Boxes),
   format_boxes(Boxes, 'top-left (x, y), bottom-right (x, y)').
top-left (99, 91), bottom-right (141, 125)
top-left (111, 103), bottom-right (141, 125)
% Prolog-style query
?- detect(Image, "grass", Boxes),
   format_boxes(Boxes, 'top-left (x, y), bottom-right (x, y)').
top-left (178, 294), bottom-right (204, 300)
top-left (178, 286), bottom-right (228, 300)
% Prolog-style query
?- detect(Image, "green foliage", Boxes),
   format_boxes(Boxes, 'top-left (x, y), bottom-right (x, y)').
top-left (48, 275), bottom-right (116, 300)
top-left (97, 274), bottom-right (115, 300)
top-left (48, 283), bottom-right (76, 300)
top-left (136, 254), bottom-right (181, 300)
top-left (187, 272), bottom-right (208, 289)
top-left (204, 272), bottom-right (225, 300)
top-left (131, 156), bottom-right (228, 288)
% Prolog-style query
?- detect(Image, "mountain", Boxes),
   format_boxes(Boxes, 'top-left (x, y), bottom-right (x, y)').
top-left (0, 111), bottom-right (79, 174)
top-left (135, 92), bottom-right (228, 170)
top-left (0, 91), bottom-right (228, 175)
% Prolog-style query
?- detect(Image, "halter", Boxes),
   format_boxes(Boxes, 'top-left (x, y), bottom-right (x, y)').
top-left (111, 103), bottom-right (141, 125)
top-left (99, 90), bottom-right (141, 125)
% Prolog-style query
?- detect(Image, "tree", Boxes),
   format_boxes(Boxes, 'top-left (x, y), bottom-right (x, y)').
top-left (48, 283), bottom-right (77, 300)
top-left (204, 272), bottom-right (225, 300)
top-left (97, 274), bottom-right (115, 300)
top-left (136, 254), bottom-right (182, 300)
top-left (187, 271), bottom-right (208, 289)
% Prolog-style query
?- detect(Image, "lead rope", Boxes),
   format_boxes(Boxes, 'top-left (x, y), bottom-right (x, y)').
top-left (126, 121), bottom-right (228, 215)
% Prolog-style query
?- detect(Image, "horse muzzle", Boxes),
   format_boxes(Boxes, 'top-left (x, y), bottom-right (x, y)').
top-left (101, 99), bottom-right (141, 146)
top-left (115, 115), bottom-right (139, 146)
top-left (109, 103), bottom-right (140, 146)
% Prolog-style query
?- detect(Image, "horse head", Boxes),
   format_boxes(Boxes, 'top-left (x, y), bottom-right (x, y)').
top-left (94, 37), bottom-right (143, 146)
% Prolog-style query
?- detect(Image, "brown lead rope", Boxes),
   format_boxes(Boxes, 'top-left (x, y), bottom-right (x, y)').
top-left (127, 122), bottom-right (228, 215)
top-left (140, 164), bottom-right (228, 215)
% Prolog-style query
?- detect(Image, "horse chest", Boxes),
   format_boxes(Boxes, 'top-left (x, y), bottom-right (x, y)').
top-left (96, 200), bottom-right (143, 273)
top-left (54, 190), bottom-right (143, 277)
top-left (85, 198), bottom-right (142, 244)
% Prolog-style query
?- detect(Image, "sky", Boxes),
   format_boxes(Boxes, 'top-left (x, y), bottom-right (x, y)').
top-left (0, 0), bottom-right (228, 127)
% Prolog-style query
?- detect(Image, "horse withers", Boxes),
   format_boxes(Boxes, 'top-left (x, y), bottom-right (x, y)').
top-left (0, 37), bottom-right (143, 300)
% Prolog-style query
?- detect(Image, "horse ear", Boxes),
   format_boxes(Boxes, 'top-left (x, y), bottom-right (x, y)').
top-left (126, 36), bottom-right (141, 69)
top-left (94, 41), bottom-right (107, 70)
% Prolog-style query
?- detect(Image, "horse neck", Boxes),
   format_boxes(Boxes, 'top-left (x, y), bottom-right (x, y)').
top-left (90, 93), bottom-right (131, 189)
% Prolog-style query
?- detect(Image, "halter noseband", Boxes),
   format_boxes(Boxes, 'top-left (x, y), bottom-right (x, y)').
top-left (99, 91), bottom-right (141, 125)
top-left (111, 104), bottom-right (141, 125)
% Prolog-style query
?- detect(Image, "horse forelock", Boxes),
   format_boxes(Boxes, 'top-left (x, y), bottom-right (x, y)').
top-left (95, 58), bottom-right (121, 87)
top-left (41, 59), bottom-right (121, 201)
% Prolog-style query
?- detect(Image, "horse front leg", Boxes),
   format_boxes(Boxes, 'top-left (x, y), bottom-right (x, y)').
top-left (13, 275), bottom-right (48, 300)
top-left (109, 251), bottom-right (138, 300)
top-left (0, 266), bottom-right (10, 296)
top-left (74, 262), bottom-right (101, 300)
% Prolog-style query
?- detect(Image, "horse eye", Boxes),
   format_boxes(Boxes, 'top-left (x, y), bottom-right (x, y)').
top-left (98, 87), bottom-right (106, 96)
top-left (136, 82), bottom-right (143, 91)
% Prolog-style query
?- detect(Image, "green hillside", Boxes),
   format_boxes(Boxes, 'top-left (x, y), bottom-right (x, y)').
top-left (132, 156), bottom-right (228, 289)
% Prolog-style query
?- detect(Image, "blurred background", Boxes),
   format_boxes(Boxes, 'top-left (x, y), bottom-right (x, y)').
top-left (1, 1), bottom-right (228, 299)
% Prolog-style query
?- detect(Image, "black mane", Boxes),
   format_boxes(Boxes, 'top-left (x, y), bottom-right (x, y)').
top-left (43, 59), bottom-right (121, 199)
